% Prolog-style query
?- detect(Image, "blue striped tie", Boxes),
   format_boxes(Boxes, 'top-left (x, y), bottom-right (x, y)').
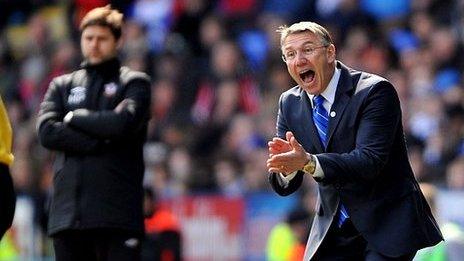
top-left (313, 95), bottom-right (349, 227)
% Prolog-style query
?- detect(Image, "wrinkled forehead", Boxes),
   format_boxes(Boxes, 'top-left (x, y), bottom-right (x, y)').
top-left (281, 31), bottom-right (321, 50)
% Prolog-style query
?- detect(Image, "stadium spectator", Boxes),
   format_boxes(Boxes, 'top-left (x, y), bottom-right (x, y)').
top-left (142, 187), bottom-right (181, 261)
top-left (415, 183), bottom-right (464, 261)
top-left (266, 208), bottom-right (310, 261)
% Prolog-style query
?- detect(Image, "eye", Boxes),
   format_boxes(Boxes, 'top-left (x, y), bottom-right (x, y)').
top-left (285, 51), bottom-right (296, 60)
top-left (304, 47), bottom-right (314, 55)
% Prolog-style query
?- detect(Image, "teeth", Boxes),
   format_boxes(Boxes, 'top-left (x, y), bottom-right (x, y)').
top-left (299, 69), bottom-right (310, 74)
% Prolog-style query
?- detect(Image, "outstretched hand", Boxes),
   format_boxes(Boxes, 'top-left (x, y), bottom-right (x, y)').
top-left (267, 131), bottom-right (310, 175)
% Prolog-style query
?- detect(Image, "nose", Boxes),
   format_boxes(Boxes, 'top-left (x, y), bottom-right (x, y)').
top-left (89, 39), bottom-right (98, 49)
top-left (295, 52), bottom-right (308, 66)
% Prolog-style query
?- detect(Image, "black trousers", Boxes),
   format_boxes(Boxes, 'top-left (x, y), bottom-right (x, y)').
top-left (53, 228), bottom-right (142, 261)
top-left (0, 163), bottom-right (15, 240)
top-left (312, 219), bottom-right (416, 261)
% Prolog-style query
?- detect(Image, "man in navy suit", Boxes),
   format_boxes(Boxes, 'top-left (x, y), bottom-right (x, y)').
top-left (267, 21), bottom-right (443, 260)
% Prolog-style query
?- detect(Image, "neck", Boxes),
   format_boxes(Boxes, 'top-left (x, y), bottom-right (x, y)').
top-left (82, 57), bottom-right (120, 77)
top-left (317, 63), bottom-right (336, 95)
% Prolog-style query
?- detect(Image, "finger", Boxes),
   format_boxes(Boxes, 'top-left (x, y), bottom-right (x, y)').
top-left (267, 161), bottom-right (285, 171)
top-left (267, 156), bottom-right (282, 165)
top-left (268, 141), bottom-right (276, 151)
top-left (272, 137), bottom-right (287, 143)
top-left (267, 158), bottom-right (275, 166)
top-left (267, 156), bottom-right (287, 168)
top-left (268, 141), bottom-right (275, 147)
top-left (268, 167), bottom-right (282, 173)
top-left (267, 161), bottom-right (286, 172)
top-left (290, 136), bottom-right (303, 151)
top-left (268, 140), bottom-right (281, 149)
top-left (269, 142), bottom-right (292, 155)
top-left (269, 147), bottom-right (283, 154)
top-left (269, 151), bottom-right (293, 163)
top-left (269, 145), bottom-right (284, 153)
top-left (286, 131), bottom-right (293, 142)
top-left (267, 161), bottom-right (283, 172)
top-left (271, 139), bottom-right (289, 148)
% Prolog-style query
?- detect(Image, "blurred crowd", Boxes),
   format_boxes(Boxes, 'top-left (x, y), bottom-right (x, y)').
top-left (0, 0), bottom-right (464, 258)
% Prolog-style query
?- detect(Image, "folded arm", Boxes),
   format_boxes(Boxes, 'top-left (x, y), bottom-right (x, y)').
top-left (37, 80), bottom-right (101, 154)
top-left (66, 78), bottom-right (151, 139)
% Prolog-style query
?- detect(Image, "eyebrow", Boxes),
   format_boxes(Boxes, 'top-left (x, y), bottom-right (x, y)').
top-left (283, 40), bottom-right (318, 50)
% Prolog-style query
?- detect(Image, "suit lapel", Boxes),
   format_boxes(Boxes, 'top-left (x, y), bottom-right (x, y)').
top-left (299, 90), bottom-right (325, 153)
top-left (326, 62), bottom-right (356, 148)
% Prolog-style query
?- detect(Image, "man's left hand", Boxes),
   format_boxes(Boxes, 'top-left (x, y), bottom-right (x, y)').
top-left (267, 131), bottom-right (310, 175)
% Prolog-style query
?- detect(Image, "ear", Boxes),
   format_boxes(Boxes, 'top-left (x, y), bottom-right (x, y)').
top-left (326, 44), bottom-right (336, 63)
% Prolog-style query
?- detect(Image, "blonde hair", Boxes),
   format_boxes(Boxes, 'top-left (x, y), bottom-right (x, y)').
top-left (277, 21), bottom-right (333, 47)
top-left (80, 5), bottom-right (124, 40)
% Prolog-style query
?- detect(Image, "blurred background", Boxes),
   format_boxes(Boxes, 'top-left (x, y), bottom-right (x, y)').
top-left (0, 0), bottom-right (464, 260)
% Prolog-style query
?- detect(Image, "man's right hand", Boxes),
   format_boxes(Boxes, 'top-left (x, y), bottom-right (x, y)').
top-left (267, 131), bottom-right (310, 175)
top-left (268, 131), bottom-right (293, 156)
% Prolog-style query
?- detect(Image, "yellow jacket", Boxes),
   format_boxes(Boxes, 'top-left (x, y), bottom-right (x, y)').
top-left (0, 97), bottom-right (13, 166)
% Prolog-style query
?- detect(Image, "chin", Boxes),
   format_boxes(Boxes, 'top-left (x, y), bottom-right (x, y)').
top-left (300, 83), bottom-right (311, 90)
top-left (300, 86), bottom-right (312, 93)
top-left (89, 58), bottom-right (103, 64)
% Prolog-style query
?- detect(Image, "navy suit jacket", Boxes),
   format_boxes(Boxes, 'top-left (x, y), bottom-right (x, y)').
top-left (269, 61), bottom-right (443, 259)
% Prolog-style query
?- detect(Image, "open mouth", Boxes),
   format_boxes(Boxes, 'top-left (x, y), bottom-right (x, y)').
top-left (299, 69), bottom-right (315, 83)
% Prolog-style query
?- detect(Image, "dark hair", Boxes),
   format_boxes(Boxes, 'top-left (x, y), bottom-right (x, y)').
top-left (79, 5), bottom-right (123, 40)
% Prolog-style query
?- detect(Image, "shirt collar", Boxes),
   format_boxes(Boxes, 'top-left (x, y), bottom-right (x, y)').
top-left (307, 66), bottom-right (341, 106)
